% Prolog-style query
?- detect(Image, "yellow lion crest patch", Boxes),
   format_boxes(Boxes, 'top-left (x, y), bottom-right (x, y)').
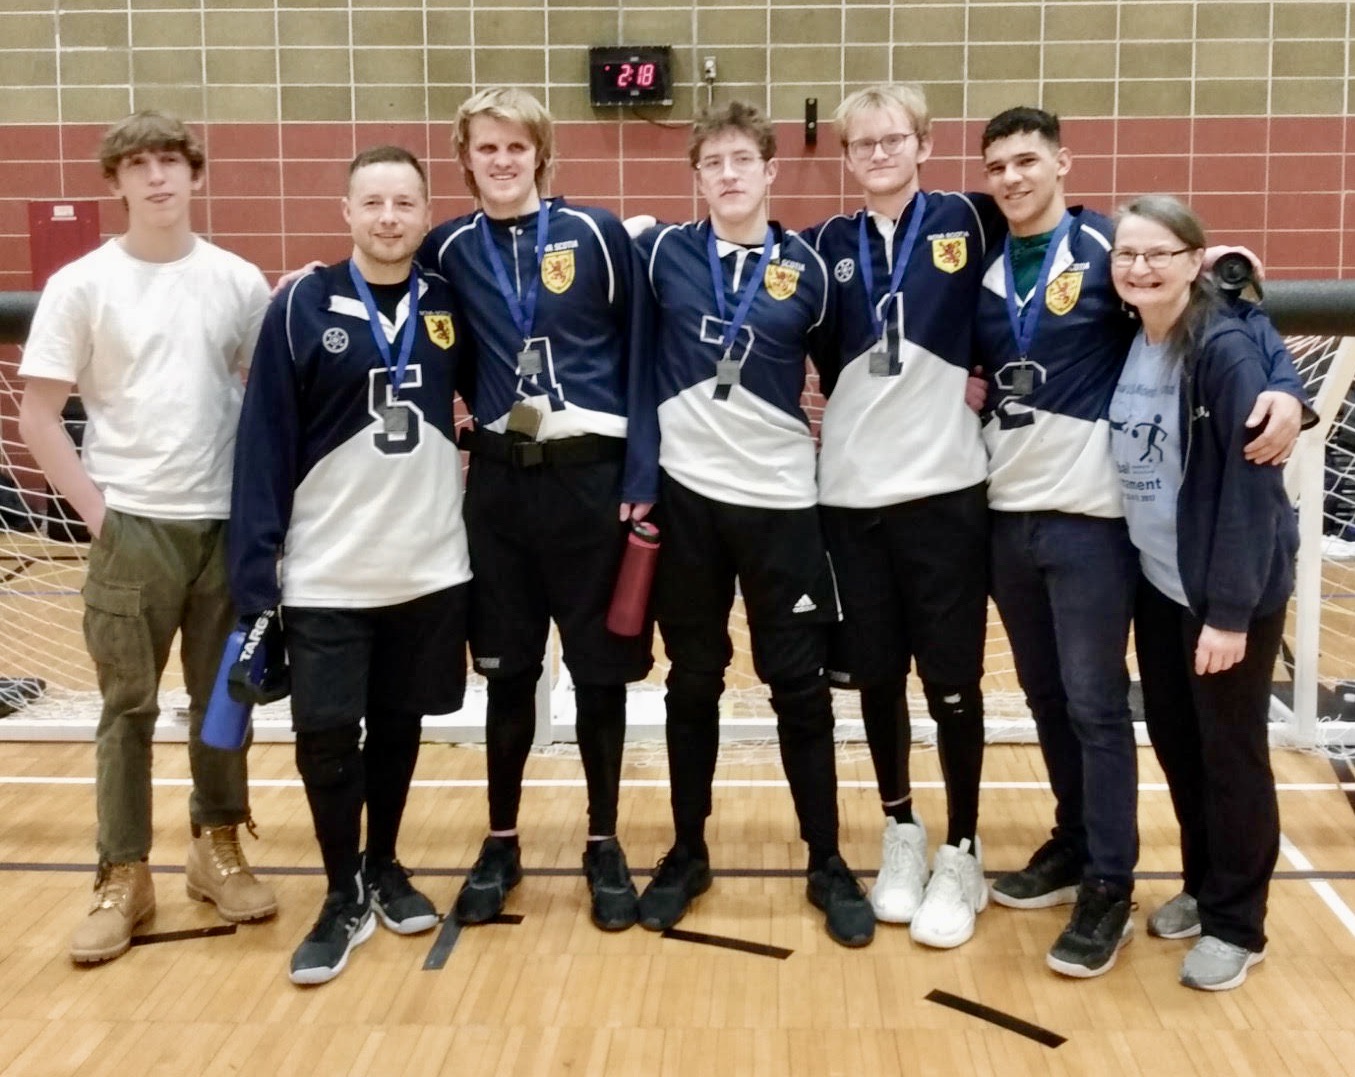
top-left (932, 236), bottom-right (967, 273)
top-left (423, 313), bottom-right (455, 349)
top-left (1045, 271), bottom-right (1082, 316)
top-left (763, 262), bottom-right (800, 301)
top-left (541, 250), bottom-right (575, 294)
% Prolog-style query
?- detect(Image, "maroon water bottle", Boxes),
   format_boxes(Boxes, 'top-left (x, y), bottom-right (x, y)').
top-left (606, 521), bottom-right (661, 637)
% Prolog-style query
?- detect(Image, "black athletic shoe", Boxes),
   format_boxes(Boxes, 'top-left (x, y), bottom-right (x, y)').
top-left (364, 856), bottom-right (439, 935)
top-left (991, 838), bottom-right (1084, 909)
top-left (289, 890), bottom-right (376, 986)
top-left (638, 846), bottom-right (712, 931)
top-left (807, 856), bottom-right (876, 948)
top-left (454, 837), bottom-right (523, 924)
top-left (582, 838), bottom-right (640, 932)
top-left (1045, 878), bottom-right (1133, 978)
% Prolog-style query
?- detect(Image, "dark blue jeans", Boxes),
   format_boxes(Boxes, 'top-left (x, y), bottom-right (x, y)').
top-left (989, 511), bottom-right (1139, 889)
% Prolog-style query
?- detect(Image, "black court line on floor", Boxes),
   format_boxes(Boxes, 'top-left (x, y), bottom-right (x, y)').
top-left (1329, 757), bottom-right (1355, 817)
top-left (422, 912), bottom-right (522, 970)
top-left (661, 927), bottom-right (793, 959)
top-left (129, 924), bottom-right (238, 947)
top-left (6, 863), bottom-right (1355, 882)
top-left (422, 917), bottom-right (460, 970)
top-left (926, 989), bottom-right (1065, 1048)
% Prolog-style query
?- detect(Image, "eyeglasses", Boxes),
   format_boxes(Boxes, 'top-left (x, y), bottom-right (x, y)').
top-left (695, 152), bottom-right (765, 177)
top-left (845, 132), bottom-right (917, 161)
top-left (1110, 247), bottom-right (1195, 269)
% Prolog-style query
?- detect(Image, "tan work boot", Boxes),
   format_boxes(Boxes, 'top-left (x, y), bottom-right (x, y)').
top-left (185, 824), bottom-right (278, 922)
top-left (70, 861), bottom-right (155, 964)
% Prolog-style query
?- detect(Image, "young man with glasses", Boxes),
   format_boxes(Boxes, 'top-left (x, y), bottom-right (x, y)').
top-left (975, 106), bottom-right (1306, 977)
top-left (804, 84), bottom-right (1003, 951)
top-left (631, 100), bottom-right (875, 948)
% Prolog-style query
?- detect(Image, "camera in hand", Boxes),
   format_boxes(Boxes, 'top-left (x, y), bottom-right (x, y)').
top-left (1211, 251), bottom-right (1258, 297)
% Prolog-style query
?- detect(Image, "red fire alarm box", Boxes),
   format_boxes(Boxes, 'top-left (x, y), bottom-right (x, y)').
top-left (28, 201), bottom-right (102, 290)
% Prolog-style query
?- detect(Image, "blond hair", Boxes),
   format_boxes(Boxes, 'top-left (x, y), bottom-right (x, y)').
top-left (832, 84), bottom-right (932, 146)
top-left (451, 87), bottom-right (555, 200)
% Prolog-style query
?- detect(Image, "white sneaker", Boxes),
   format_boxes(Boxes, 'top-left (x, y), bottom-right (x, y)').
top-left (910, 837), bottom-right (988, 949)
top-left (870, 816), bottom-right (929, 924)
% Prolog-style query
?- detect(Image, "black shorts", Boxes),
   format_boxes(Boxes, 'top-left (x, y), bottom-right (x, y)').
top-left (465, 454), bottom-right (654, 685)
top-left (821, 483), bottom-right (988, 689)
top-left (653, 472), bottom-right (837, 685)
top-left (283, 583), bottom-right (469, 732)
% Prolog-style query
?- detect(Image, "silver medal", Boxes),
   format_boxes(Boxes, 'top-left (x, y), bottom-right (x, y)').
top-left (518, 347), bottom-right (543, 376)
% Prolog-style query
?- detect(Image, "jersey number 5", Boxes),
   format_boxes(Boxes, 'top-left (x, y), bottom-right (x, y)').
top-left (368, 364), bottom-right (424, 455)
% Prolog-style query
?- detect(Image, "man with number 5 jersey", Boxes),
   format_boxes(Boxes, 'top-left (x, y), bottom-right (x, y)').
top-left (231, 146), bottom-right (471, 985)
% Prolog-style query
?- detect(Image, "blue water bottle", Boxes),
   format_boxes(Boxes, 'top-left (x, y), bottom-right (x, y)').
top-left (202, 626), bottom-right (251, 750)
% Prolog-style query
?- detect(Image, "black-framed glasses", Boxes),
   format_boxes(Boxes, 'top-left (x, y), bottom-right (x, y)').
top-left (845, 132), bottom-right (917, 161)
top-left (1110, 247), bottom-right (1196, 269)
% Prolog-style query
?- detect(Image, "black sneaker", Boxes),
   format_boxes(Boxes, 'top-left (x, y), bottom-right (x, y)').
top-left (1045, 878), bottom-right (1133, 978)
top-left (807, 855), bottom-right (876, 948)
top-left (289, 889), bottom-right (376, 986)
top-left (364, 856), bottom-right (439, 935)
top-left (991, 838), bottom-right (1083, 909)
top-left (454, 837), bottom-right (523, 924)
top-left (638, 846), bottom-right (712, 931)
top-left (582, 838), bottom-right (639, 932)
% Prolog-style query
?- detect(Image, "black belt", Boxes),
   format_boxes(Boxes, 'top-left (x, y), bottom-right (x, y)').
top-left (459, 428), bottom-right (626, 468)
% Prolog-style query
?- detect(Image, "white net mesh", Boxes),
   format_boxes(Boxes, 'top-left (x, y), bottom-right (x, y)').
top-left (1285, 334), bottom-right (1355, 746)
top-left (0, 337), bottom-right (1348, 747)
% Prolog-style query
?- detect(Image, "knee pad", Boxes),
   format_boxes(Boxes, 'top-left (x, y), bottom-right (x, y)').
top-left (486, 665), bottom-right (542, 716)
top-left (665, 666), bottom-right (724, 715)
top-left (921, 681), bottom-right (983, 724)
top-left (295, 724), bottom-right (362, 788)
top-left (574, 683), bottom-right (626, 727)
top-left (769, 674), bottom-right (832, 735)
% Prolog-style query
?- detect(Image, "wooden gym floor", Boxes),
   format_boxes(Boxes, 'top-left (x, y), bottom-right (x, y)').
top-left (0, 739), bottom-right (1351, 1076)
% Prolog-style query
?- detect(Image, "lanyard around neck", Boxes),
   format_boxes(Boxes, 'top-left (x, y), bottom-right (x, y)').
top-left (1002, 211), bottom-right (1074, 360)
top-left (478, 200), bottom-right (551, 343)
top-left (347, 260), bottom-right (420, 396)
top-left (858, 191), bottom-right (927, 340)
top-left (706, 222), bottom-right (775, 358)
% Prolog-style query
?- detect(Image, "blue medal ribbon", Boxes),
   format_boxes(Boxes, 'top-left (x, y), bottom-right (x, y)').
top-left (858, 190), bottom-right (927, 342)
top-left (706, 222), bottom-right (775, 361)
top-left (1001, 210), bottom-right (1074, 361)
top-left (347, 260), bottom-right (420, 397)
top-left (478, 200), bottom-right (551, 345)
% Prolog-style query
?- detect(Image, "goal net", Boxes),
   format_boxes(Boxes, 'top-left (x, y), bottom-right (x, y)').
top-left (0, 335), bottom-right (1349, 749)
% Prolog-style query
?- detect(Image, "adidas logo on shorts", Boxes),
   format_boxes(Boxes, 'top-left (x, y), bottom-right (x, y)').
top-left (792, 594), bottom-right (817, 614)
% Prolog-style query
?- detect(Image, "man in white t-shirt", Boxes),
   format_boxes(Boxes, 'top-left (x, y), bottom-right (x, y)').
top-left (18, 111), bottom-right (276, 965)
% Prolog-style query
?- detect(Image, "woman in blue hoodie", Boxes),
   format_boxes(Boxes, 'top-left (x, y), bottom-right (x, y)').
top-left (1107, 194), bottom-right (1300, 992)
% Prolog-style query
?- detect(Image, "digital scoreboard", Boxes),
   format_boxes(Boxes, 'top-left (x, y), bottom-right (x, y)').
top-left (588, 46), bottom-right (674, 107)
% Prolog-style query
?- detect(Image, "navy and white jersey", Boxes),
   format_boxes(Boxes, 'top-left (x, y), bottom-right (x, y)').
top-left (637, 219), bottom-right (830, 510)
top-left (230, 262), bottom-right (471, 613)
top-left (976, 207), bottom-right (1136, 518)
top-left (977, 207), bottom-right (1310, 519)
top-left (423, 197), bottom-right (657, 504)
top-left (808, 191), bottom-right (1001, 509)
